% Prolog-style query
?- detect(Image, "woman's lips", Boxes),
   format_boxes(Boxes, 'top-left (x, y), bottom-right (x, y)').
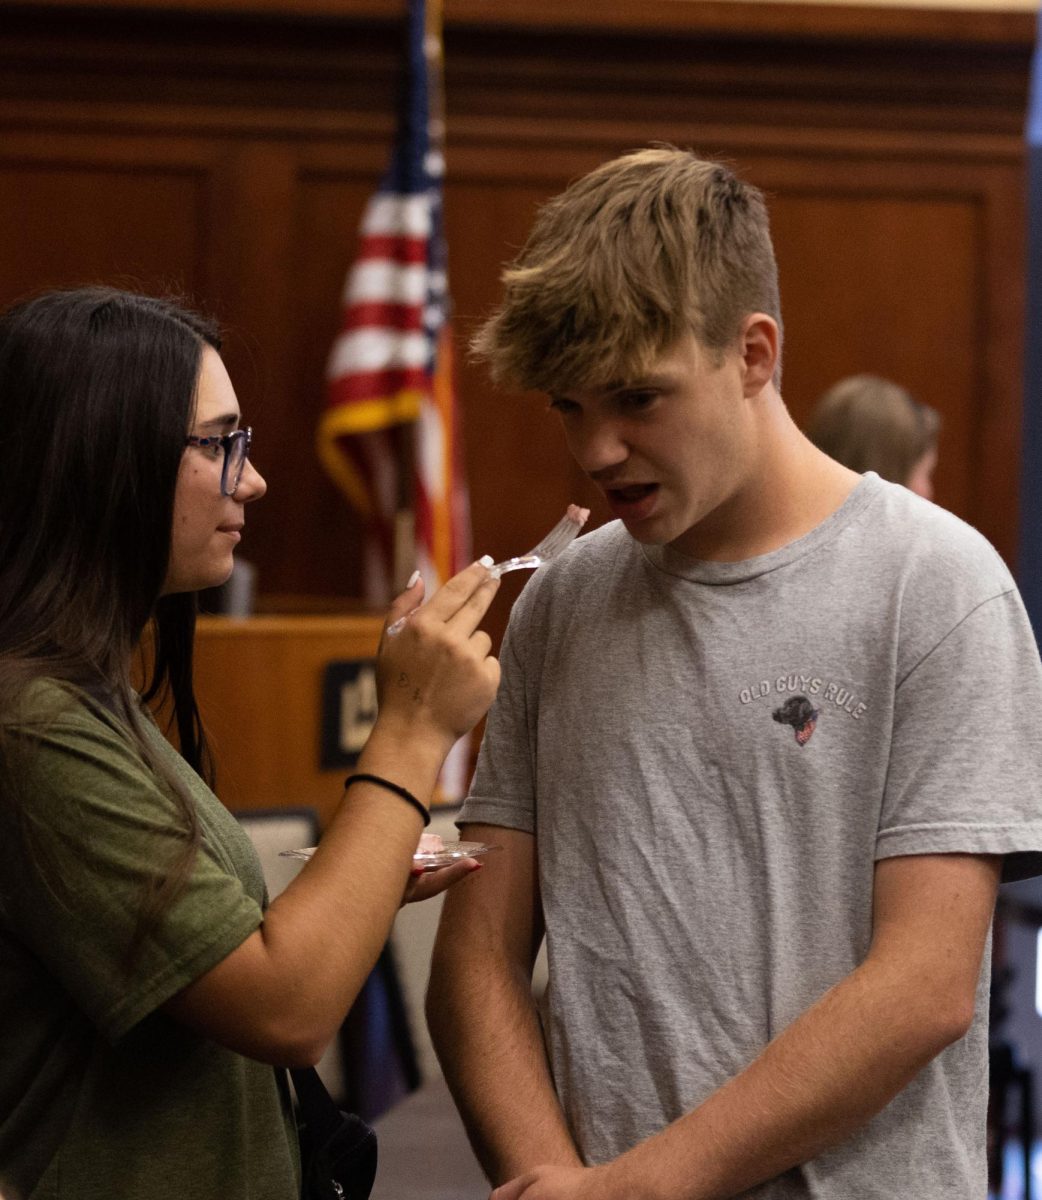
top-left (604, 483), bottom-right (659, 522)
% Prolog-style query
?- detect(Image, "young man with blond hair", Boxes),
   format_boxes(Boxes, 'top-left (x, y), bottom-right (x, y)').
top-left (427, 147), bottom-right (1042, 1199)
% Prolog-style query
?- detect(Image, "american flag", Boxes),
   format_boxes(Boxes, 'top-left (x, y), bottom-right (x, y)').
top-left (317, 0), bottom-right (472, 798)
top-left (318, 0), bottom-right (470, 605)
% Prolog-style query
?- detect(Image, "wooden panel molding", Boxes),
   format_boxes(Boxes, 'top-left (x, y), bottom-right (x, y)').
top-left (5, 0), bottom-right (1036, 44)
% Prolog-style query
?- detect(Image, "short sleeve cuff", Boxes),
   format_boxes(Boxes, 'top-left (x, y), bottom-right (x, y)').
top-left (103, 901), bottom-right (263, 1042)
top-left (456, 796), bottom-right (535, 835)
top-left (877, 822), bottom-right (1042, 883)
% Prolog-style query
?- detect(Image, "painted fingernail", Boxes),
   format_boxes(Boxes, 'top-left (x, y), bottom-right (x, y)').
top-left (467, 860), bottom-right (484, 873)
top-left (409, 865), bottom-right (425, 877)
top-left (406, 569), bottom-right (421, 589)
top-left (478, 555), bottom-right (494, 569)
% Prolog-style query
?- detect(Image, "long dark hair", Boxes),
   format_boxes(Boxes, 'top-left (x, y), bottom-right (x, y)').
top-left (0, 286), bottom-right (222, 941)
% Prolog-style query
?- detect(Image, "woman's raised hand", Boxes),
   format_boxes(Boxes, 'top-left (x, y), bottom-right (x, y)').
top-left (375, 561), bottom-right (501, 757)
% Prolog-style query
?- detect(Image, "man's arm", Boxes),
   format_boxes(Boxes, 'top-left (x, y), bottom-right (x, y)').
top-left (491, 851), bottom-right (1001, 1200)
top-left (427, 823), bottom-right (582, 1182)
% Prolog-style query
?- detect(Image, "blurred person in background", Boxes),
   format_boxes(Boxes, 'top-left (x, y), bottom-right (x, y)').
top-left (806, 373), bottom-right (940, 500)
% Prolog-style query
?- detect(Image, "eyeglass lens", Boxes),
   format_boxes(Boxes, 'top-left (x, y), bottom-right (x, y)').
top-left (222, 431), bottom-right (249, 496)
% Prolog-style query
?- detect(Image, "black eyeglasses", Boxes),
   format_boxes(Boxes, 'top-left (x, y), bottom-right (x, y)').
top-left (184, 427), bottom-right (253, 496)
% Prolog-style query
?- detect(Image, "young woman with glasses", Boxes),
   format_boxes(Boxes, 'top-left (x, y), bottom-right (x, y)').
top-left (0, 286), bottom-right (500, 1200)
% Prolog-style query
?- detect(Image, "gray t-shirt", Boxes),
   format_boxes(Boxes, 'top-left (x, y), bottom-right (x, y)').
top-left (460, 474), bottom-right (1042, 1197)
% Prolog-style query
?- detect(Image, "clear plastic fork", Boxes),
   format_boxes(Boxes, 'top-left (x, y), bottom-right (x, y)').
top-left (486, 503), bottom-right (591, 580)
top-left (386, 503), bottom-right (590, 636)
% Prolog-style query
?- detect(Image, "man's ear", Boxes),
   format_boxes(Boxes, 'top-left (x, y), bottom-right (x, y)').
top-left (740, 313), bottom-right (779, 396)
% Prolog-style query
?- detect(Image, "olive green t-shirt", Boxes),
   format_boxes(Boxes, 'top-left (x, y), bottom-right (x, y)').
top-left (0, 681), bottom-right (300, 1199)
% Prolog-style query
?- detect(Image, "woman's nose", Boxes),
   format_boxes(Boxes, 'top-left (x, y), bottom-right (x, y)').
top-left (236, 458), bottom-right (267, 503)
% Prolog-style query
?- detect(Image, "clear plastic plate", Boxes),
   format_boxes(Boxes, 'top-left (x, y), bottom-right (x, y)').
top-left (279, 840), bottom-right (496, 873)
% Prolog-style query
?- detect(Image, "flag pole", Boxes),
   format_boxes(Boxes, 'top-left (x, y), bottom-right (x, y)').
top-left (393, 424), bottom-right (415, 594)
top-left (390, 0), bottom-right (437, 597)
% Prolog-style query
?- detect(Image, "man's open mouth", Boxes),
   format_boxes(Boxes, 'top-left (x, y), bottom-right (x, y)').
top-left (607, 484), bottom-right (657, 503)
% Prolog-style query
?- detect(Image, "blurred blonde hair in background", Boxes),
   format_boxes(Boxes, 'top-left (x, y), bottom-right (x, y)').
top-left (806, 374), bottom-right (940, 500)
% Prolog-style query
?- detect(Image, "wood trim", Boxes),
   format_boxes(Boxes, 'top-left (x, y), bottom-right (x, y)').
top-left (1, 4), bottom-right (1030, 157)
top-left (448, 0), bottom-right (1037, 46)
top-left (4, 0), bottom-right (1036, 46)
top-left (195, 613), bottom-right (385, 638)
top-left (0, 106), bottom-right (1026, 165)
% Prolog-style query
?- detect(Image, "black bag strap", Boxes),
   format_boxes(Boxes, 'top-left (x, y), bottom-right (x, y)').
top-left (290, 1066), bottom-right (378, 1200)
top-left (290, 1066), bottom-right (347, 1146)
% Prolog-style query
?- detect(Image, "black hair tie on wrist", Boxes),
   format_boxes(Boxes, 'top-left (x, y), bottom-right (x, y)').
top-left (344, 772), bottom-right (431, 826)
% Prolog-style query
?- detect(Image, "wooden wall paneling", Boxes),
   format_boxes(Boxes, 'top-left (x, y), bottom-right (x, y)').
top-left (0, 130), bottom-right (217, 307)
top-left (747, 154), bottom-right (1024, 564)
top-left (0, 4), bottom-right (405, 119)
top-left (0, 0), bottom-right (1033, 621)
top-left (204, 140), bottom-right (305, 599)
top-left (766, 173), bottom-right (980, 499)
top-left (439, 19), bottom-right (1030, 145)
